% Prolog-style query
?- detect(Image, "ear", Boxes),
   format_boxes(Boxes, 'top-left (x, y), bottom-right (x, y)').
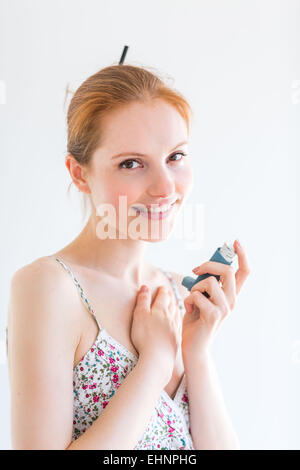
top-left (65, 154), bottom-right (91, 194)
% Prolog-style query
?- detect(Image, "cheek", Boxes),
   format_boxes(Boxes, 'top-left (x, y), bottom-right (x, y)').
top-left (90, 168), bottom-right (140, 207)
top-left (113, 183), bottom-right (141, 208)
top-left (100, 180), bottom-right (142, 210)
top-left (176, 165), bottom-right (194, 194)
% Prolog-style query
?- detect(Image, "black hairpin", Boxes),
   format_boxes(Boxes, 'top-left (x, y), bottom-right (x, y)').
top-left (119, 45), bottom-right (129, 65)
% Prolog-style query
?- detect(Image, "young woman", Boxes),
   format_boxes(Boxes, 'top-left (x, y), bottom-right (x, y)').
top-left (6, 64), bottom-right (250, 450)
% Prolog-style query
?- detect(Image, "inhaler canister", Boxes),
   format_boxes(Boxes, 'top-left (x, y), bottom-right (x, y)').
top-left (181, 242), bottom-right (237, 294)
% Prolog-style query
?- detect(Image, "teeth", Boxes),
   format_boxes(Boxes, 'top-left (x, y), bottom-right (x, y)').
top-left (148, 204), bottom-right (171, 213)
top-left (133, 203), bottom-right (174, 213)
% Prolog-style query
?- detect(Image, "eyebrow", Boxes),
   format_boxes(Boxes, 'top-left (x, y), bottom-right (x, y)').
top-left (110, 140), bottom-right (188, 160)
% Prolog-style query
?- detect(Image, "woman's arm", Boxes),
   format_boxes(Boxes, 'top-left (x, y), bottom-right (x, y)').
top-left (7, 261), bottom-right (78, 449)
top-left (183, 351), bottom-right (240, 450)
top-left (7, 259), bottom-right (169, 450)
top-left (67, 356), bottom-right (167, 450)
top-left (169, 271), bottom-right (240, 450)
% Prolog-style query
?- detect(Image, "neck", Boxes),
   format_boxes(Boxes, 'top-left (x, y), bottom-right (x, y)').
top-left (62, 212), bottom-right (148, 285)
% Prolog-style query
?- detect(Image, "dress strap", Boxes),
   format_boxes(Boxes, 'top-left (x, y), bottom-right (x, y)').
top-left (54, 257), bottom-right (102, 331)
top-left (160, 269), bottom-right (185, 316)
top-left (53, 259), bottom-right (185, 328)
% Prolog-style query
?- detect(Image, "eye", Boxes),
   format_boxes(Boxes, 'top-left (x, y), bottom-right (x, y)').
top-left (119, 159), bottom-right (140, 170)
top-left (169, 151), bottom-right (187, 162)
top-left (119, 152), bottom-right (188, 170)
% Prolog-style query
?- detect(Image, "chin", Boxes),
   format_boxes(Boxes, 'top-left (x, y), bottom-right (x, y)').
top-left (141, 219), bottom-right (177, 243)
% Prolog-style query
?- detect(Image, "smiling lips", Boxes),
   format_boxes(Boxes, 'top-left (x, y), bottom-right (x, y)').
top-left (131, 201), bottom-right (177, 220)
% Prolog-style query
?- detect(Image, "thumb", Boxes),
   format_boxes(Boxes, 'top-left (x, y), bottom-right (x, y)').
top-left (135, 285), bottom-right (150, 311)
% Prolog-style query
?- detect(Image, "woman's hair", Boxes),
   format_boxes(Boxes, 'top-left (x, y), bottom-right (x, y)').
top-left (65, 63), bottom-right (194, 224)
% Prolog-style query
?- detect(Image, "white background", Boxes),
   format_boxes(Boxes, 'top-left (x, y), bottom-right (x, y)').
top-left (1, 0), bottom-right (299, 450)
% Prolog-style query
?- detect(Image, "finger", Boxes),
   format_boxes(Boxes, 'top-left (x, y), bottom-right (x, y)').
top-left (165, 292), bottom-right (173, 320)
top-left (192, 259), bottom-right (234, 274)
top-left (184, 290), bottom-right (220, 325)
top-left (151, 286), bottom-right (170, 313)
top-left (186, 276), bottom-right (229, 317)
top-left (192, 261), bottom-right (236, 309)
top-left (199, 276), bottom-right (229, 314)
top-left (172, 306), bottom-right (182, 337)
top-left (233, 239), bottom-right (251, 295)
top-left (136, 285), bottom-right (151, 312)
top-left (167, 292), bottom-right (176, 316)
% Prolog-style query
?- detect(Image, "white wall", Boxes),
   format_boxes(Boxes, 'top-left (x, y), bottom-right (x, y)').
top-left (1, 0), bottom-right (299, 450)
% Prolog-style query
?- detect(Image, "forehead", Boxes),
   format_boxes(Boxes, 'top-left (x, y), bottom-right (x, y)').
top-left (99, 100), bottom-right (188, 153)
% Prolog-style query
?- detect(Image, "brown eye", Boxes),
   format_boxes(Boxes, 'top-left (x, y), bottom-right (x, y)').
top-left (169, 152), bottom-right (187, 162)
top-left (119, 152), bottom-right (188, 170)
top-left (119, 159), bottom-right (141, 170)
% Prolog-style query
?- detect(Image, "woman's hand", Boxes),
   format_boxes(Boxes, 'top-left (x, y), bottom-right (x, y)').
top-left (181, 239), bottom-right (250, 360)
top-left (131, 285), bottom-right (182, 382)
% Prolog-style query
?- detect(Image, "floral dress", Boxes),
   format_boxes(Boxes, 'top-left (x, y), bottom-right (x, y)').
top-left (7, 257), bottom-right (195, 450)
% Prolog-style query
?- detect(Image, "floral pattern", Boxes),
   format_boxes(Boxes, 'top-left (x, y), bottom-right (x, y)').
top-left (55, 257), bottom-right (194, 450)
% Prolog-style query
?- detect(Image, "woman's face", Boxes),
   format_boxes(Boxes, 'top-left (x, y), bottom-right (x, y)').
top-left (84, 99), bottom-right (194, 241)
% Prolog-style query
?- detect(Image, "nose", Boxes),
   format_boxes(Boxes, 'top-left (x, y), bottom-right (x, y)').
top-left (147, 166), bottom-right (175, 198)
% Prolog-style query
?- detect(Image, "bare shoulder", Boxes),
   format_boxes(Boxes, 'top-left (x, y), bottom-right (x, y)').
top-left (10, 255), bottom-right (80, 300)
top-left (7, 256), bottom-right (80, 449)
top-left (168, 270), bottom-right (190, 302)
top-left (10, 256), bottom-right (75, 311)
top-left (8, 256), bottom-right (82, 352)
top-left (11, 255), bottom-right (66, 286)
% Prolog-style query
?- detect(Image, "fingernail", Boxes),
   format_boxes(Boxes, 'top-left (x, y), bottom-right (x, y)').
top-left (192, 267), bottom-right (199, 273)
top-left (140, 285), bottom-right (148, 292)
top-left (236, 239), bottom-right (242, 248)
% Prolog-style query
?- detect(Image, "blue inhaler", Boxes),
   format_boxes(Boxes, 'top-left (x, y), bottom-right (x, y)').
top-left (181, 242), bottom-right (237, 297)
